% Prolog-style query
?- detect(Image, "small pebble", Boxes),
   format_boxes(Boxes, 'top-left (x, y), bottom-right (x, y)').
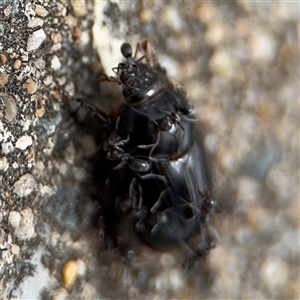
top-left (250, 31), bottom-right (277, 62)
top-left (35, 5), bottom-right (48, 17)
top-left (4, 5), bottom-right (12, 17)
top-left (13, 173), bottom-right (37, 197)
top-left (70, 0), bottom-right (87, 17)
top-left (53, 288), bottom-right (68, 300)
top-left (0, 53), bottom-right (7, 64)
top-left (15, 208), bottom-right (35, 240)
top-left (0, 228), bottom-right (5, 243)
top-left (261, 256), bottom-right (289, 290)
top-left (11, 244), bottom-right (20, 255)
top-left (8, 211), bottom-right (21, 228)
top-left (162, 6), bottom-right (183, 31)
top-left (0, 157), bottom-right (9, 172)
top-left (63, 260), bottom-right (79, 288)
top-left (0, 73), bottom-right (8, 86)
top-left (27, 29), bottom-right (46, 52)
top-left (13, 59), bottom-right (21, 69)
top-left (51, 55), bottom-right (61, 70)
top-left (23, 78), bottom-right (37, 94)
top-left (21, 51), bottom-right (29, 61)
top-left (2, 142), bottom-right (14, 154)
top-left (28, 17), bottom-right (44, 28)
top-left (16, 135), bottom-right (33, 150)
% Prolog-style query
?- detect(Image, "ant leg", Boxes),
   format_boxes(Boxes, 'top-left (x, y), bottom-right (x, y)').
top-left (196, 226), bottom-right (218, 257)
top-left (129, 178), bottom-right (144, 212)
top-left (55, 86), bottom-right (112, 127)
top-left (180, 193), bottom-right (218, 255)
top-left (98, 215), bottom-right (106, 250)
top-left (128, 179), bottom-right (148, 232)
top-left (198, 191), bottom-right (218, 230)
top-left (179, 241), bottom-right (199, 270)
top-left (129, 178), bottom-right (138, 210)
top-left (99, 73), bottom-right (121, 84)
top-left (197, 192), bottom-right (218, 256)
top-left (104, 135), bottom-right (130, 152)
top-left (113, 160), bottom-right (127, 171)
top-left (150, 212), bottom-right (168, 235)
top-left (95, 203), bottom-right (107, 250)
top-left (135, 208), bottom-right (148, 232)
top-left (104, 135), bottom-right (130, 161)
top-left (137, 183), bottom-right (144, 211)
top-left (140, 173), bottom-right (168, 186)
top-left (135, 182), bottom-right (148, 232)
top-left (150, 187), bottom-right (171, 214)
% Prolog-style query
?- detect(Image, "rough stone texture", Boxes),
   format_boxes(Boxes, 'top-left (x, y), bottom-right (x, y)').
top-left (0, 1), bottom-right (299, 299)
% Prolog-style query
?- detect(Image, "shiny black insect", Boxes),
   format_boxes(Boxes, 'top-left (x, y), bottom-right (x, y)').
top-left (83, 40), bottom-right (217, 265)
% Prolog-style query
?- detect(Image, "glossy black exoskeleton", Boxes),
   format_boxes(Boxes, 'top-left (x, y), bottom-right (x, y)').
top-left (62, 41), bottom-right (216, 261)
top-left (87, 40), bottom-right (217, 265)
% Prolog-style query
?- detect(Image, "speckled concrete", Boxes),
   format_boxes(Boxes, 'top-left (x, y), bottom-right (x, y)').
top-left (0, 1), bottom-right (299, 299)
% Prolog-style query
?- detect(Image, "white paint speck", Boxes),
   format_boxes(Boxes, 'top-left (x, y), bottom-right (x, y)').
top-left (16, 135), bottom-right (33, 150)
top-left (27, 28), bottom-right (46, 52)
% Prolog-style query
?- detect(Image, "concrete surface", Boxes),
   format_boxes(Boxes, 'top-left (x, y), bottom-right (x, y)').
top-left (0, 1), bottom-right (299, 299)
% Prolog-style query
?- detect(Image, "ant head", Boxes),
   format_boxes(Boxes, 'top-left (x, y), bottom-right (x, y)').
top-left (121, 42), bottom-right (133, 59)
